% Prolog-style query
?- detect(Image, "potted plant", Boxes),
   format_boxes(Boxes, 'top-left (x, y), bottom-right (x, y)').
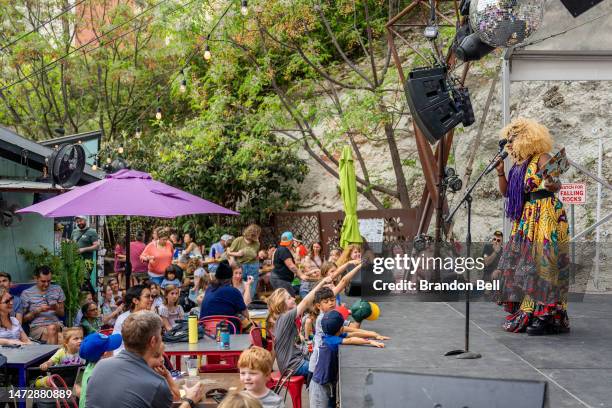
top-left (19, 241), bottom-right (89, 325)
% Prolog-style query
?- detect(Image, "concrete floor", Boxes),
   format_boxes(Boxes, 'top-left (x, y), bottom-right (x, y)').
top-left (339, 294), bottom-right (612, 408)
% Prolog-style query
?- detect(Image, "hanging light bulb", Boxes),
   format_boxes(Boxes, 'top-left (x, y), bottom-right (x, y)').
top-left (135, 126), bottom-right (142, 138)
top-left (155, 96), bottom-right (162, 119)
top-left (179, 69), bottom-right (187, 93)
top-left (118, 146), bottom-right (124, 154)
top-left (241, 0), bottom-right (248, 16)
top-left (92, 164), bottom-right (98, 171)
top-left (165, 35), bottom-right (171, 46)
top-left (106, 157), bottom-right (112, 164)
top-left (204, 43), bottom-right (211, 61)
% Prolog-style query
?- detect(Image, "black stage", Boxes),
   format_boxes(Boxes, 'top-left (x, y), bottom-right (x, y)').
top-left (339, 294), bottom-right (612, 407)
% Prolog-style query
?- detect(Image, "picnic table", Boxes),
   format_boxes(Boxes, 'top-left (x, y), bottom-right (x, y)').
top-left (175, 373), bottom-right (243, 407)
top-left (164, 334), bottom-right (252, 370)
top-left (3, 343), bottom-right (59, 408)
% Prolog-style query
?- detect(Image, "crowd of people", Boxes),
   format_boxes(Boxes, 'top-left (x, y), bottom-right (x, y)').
top-left (1, 221), bottom-right (392, 408)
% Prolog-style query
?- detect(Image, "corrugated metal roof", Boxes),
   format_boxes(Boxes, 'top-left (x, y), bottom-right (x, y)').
top-left (0, 179), bottom-right (71, 193)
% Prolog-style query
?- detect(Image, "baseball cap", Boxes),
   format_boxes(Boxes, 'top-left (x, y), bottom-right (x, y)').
top-left (321, 310), bottom-right (345, 336)
top-left (75, 215), bottom-right (88, 220)
top-left (221, 234), bottom-right (234, 241)
top-left (80, 332), bottom-right (123, 362)
top-left (280, 231), bottom-right (294, 243)
top-left (350, 300), bottom-right (372, 323)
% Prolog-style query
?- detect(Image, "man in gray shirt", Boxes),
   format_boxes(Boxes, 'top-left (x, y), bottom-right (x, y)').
top-left (86, 311), bottom-right (203, 408)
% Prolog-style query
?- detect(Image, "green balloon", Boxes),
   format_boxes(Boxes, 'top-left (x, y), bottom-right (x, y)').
top-left (350, 300), bottom-right (372, 322)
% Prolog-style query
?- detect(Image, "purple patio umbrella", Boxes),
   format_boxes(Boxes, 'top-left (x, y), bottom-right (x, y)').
top-left (18, 169), bottom-right (238, 287)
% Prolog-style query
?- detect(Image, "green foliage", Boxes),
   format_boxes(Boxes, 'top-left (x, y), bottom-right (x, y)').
top-left (0, 0), bottom-right (188, 140)
top-left (1, 0), bottom-right (458, 216)
top-left (402, 158), bottom-right (417, 167)
top-left (127, 117), bottom-right (308, 234)
top-left (19, 242), bottom-right (88, 325)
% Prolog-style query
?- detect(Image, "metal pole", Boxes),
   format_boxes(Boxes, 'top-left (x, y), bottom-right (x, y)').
top-left (594, 138), bottom-right (603, 289)
top-left (434, 135), bottom-right (445, 283)
top-left (501, 57), bottom-right (512, 242)
top-left (570, 204), bottom-right (575, 283)
top-left (125, 216), bottom-right (132, 290)
top-left (465, 195), bottom-right (471, 353)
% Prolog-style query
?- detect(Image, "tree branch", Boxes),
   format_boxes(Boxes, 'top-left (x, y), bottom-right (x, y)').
top-left (314, 1), bottom-right (374, 87)
top-left (362, 1), bottom-right (379, 87)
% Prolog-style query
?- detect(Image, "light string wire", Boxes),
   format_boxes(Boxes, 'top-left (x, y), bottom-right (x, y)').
top-left (0, 0), bottom-right (89, 53)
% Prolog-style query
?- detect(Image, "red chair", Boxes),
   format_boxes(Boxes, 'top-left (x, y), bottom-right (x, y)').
top-left (267, 370), bottom-right (304, 408)
top-left (198, 316), bottom-right (241, 373)
top-left (249, 327), bottom-right (273, 352)
top-left (48, 374), bottom-right (78, 408)
top-left (198, 315), bottom-right (241, 335)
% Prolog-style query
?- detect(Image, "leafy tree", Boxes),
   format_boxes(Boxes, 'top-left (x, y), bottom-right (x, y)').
top-left (125, 116), bottom-right (308, 240)
top-left (0, 0), bottom-right (189, 140)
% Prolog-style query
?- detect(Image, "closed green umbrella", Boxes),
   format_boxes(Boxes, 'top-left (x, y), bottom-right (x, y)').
top-left (339, 145), bottom-right (363, 248)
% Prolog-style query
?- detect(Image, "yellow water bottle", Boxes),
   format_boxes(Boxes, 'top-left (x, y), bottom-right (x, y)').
top-left (188, 315), bottom-right (198, 344)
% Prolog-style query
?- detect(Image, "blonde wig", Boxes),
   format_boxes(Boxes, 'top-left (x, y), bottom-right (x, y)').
top-left (500, 117), bottom-right (553, 163)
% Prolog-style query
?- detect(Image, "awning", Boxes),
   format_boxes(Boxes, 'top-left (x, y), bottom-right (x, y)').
top-left (0, 179), bottom-right (70, 193)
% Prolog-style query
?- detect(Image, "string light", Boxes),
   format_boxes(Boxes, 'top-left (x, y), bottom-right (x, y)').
top-left (92, 164), bottom-right (98, 171)
top-left (118, 146), bottom-right (124, 154)
top-left (106, 157), bottom-right (112, 164)
top-left (241, 0), bottom-right (248, 16)
top-left (155, 96), bottom-right (162, 120)
top-left (165, 35), bottom-right (171, 46)
top-left (180, 69), bottom-right (187, 93)
top-left (135, 126), bottom-right (142, 138)
top-left (204, 43), bottom-right (211, 61)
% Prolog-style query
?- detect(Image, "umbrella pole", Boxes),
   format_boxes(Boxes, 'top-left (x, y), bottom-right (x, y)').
top-left (125, 216), bottom-right (132, 290)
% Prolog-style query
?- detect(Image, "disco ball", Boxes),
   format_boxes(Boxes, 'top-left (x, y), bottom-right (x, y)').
top-left (469, 0), bottom-right (545, 47)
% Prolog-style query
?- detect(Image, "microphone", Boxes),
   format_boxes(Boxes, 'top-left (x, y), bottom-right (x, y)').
top-left (498, 139), bottom-right (508, 149)
top-left (486, 151), bottom-right (508, 175)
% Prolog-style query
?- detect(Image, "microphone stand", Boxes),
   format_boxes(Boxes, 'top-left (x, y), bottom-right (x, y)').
top-left (443, 149), bottom-right (504, 359)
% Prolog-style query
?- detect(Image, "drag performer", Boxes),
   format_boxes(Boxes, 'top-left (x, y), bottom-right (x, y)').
top-left (494, 118), bottom-right (570, 335)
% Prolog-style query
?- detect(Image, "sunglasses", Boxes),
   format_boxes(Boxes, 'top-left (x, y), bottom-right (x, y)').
top-left (2, 296), bottom-right (14, 304)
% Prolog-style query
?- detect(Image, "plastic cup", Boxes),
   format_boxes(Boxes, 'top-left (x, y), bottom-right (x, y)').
top-left (186, 357), bottom-right (198, 377)
top-left (183, 376), bottom-right (199, 389)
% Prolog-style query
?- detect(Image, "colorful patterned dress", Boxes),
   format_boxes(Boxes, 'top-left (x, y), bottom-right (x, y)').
top-left (496, 154), bottom-right (570, 333)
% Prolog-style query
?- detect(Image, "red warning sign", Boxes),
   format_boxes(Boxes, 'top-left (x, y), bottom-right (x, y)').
top-left (559, 183), bottom-right (586, 204)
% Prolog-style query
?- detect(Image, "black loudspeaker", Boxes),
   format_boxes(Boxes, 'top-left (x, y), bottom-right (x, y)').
top-left (364, 370), bottom-right (548, 408)
top-left (404, 66), bottom-right (464, 144)
top-left (560, 0), bottom-right (604, 17)
top-left (453, 87), bottom-right (475, 127)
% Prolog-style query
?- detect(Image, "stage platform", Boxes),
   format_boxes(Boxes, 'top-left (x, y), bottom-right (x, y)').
top-left (339, 294), bottom-right (612, 408)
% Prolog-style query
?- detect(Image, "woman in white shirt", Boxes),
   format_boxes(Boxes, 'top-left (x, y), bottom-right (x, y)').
top-left (0, 288), bottom-right (31, 345)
